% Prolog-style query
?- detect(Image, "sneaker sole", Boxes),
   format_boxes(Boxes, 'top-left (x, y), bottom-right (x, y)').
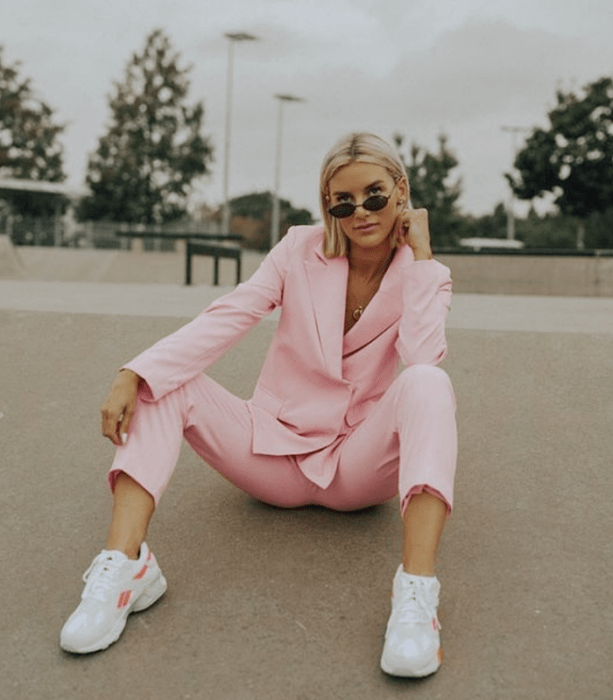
top-left (61, 573), bottom-right (168, 654)
top-left (380, 647), bottom-right (442, 678)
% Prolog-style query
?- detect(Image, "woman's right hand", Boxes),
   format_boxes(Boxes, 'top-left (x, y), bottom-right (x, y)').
top-left (100, 369), bottom-right (141, 446)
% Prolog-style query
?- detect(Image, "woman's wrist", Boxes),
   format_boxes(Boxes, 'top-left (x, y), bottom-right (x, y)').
top-left (411, 245), bottom-right (433, 261)
top-left (118, 368), bottom-right (141, 384)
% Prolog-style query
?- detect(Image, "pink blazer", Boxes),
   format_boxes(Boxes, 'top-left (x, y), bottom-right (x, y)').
top-left (125, 225), bottom-right (452, 488)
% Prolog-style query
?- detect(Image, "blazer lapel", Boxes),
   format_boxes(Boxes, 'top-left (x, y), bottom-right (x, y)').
top-left (304, 243), bottom-right (410, 368)
top-left (304, 249), bottom-right (347, 377)
top-left (342, 245), bottom-right (408, 357)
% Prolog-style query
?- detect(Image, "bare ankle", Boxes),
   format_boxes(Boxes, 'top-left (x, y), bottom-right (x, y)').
top-left (105, 539), bottom-right (141, 560)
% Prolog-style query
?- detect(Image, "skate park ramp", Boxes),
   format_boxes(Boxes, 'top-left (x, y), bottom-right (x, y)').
top-left (0, 282), bottom-right (612, 700)
top-left (3, 244), bottom-right (265, 285)
top-left (0, 235), bottom-right (27, 280)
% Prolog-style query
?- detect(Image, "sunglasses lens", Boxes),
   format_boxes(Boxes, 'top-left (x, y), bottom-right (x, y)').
top-left (363, 195), bottom-right (389, 212)
top-left (327, 194), bottom-right (391, 218)
top-left (328, 203), bottom-right (355, 218)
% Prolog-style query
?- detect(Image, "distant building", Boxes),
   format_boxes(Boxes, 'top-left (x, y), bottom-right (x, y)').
top-left (0, 178), bottom-right (87, 246)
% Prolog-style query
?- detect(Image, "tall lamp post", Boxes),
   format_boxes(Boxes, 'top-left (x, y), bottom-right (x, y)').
top-left (222, 32), bottom-right (258, 235)
top-left (270, 93), bottom-right (305, 248)
top-left (501, 125), bottom-right (529, 241)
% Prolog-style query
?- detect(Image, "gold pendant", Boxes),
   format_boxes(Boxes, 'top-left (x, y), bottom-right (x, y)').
top-left (352, 305), bottom-right (364, 321)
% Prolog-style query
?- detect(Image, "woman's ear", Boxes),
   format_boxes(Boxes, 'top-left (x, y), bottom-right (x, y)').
top-left (396, 178), bottom-right (410, 208)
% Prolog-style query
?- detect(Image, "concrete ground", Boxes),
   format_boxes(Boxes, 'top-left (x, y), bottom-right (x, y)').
top-left (1, 281), bottom-right (612, 700)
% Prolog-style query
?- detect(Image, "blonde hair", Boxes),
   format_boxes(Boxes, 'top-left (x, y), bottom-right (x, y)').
top-left (319, 132), bottom-right (409, 257)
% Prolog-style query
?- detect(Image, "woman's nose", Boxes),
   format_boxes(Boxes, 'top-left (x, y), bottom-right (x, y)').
top-left (353, 202), bottom-right (368, 217)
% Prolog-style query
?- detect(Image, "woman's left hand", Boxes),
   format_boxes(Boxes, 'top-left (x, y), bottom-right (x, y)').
top-left (398, 208), bottom-right (433, 261)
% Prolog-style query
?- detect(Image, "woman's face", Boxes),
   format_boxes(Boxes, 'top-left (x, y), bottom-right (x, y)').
top-left (327, 161), bottom-right (407, 255)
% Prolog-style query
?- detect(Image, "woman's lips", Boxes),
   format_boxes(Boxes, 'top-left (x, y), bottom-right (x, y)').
top-left (355, 223), bottom-right (377, 233)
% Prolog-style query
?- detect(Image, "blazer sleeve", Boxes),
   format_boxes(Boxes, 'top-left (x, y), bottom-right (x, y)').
top-left (395, 259), bottom-right (452, 367)
top-left (123, 228), bottom-right (300, 402)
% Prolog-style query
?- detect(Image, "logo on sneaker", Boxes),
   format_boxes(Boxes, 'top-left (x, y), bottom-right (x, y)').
top-left (117, 590), bottom-right (132, 609)
top-left (133, 564), bottom-right (149, 580)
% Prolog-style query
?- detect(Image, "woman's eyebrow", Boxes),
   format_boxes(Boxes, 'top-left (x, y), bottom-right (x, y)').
top-left (330, 188), bottom-right (351, 198)
top-left (330, 180), bottom-right (386, 197)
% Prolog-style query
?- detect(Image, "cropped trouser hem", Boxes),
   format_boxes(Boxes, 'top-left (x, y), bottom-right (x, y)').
top-left (108, 364), bottom-right (458, 516)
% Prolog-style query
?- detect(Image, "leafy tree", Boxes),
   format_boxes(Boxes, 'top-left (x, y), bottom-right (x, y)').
top-left (507, 76), bottom-right (613, 247)
top-left (394, 133), bottom-right (462, 247)
top-left (0, 45), bottom-right (66, 217)
top-left (457, 204), bottom-right (582, 249)
top-left (80, 29), bottom-right (213, 224)
top-left (584, 207), bottom-right (613, 248)
top-left (456, 202), bottom-right (507, 241)
top-left (515, 208), bottom-right (577, 249)
top-left (458, 204), bottom-right (611, 249)
top-left (227, 191), bottom-right (314, 249)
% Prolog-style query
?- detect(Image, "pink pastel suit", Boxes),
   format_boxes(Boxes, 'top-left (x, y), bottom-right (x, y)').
top-left (109, 225), bottom-right (457, 515)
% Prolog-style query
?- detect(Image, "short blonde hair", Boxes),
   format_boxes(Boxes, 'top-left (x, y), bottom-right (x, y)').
top-left (319, 132), bottom-right (409, 257)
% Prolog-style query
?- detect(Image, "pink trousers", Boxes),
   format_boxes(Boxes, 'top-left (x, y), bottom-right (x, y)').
top-left (108, 364), bottom-right (457, 515)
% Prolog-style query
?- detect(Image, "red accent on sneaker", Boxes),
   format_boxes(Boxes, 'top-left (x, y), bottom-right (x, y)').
top-left (133, 565), bottom-right (148, 580)
top-left (117, 590), bottom-right (131, 608)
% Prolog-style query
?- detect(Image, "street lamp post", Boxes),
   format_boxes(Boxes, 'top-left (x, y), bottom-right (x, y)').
top-left (271, 93), bottom-right (305, 248)
top-left (222, 32), bottom-right (258, 235)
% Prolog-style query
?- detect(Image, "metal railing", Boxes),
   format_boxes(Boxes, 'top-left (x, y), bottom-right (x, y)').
top-left (116, 231), bottom-right (243, 285)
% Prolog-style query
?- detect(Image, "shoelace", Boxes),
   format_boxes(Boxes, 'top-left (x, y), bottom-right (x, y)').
top-left (82, 551), bottom-right (126, 603)
top-left (395, 579), bottom-right (441, 630)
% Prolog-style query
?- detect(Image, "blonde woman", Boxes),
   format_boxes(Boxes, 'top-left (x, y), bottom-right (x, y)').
top-left (60, 132), bottom-right (457, 678)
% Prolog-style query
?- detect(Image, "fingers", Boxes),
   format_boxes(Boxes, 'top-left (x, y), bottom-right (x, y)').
top-left (100, 399), bottom-right (124, 446)
top-left (118, 404), bottom-right (135, 445)
top-left (404, 207), bottom-right (429, 227)
top-left (398, 208), bottom-right (426, 239)
top-left (401, 208), bottom-right (433, 260)
top-left (100, 371), bottom-right (140, 446)
top-left (101, 399), bottom-right (135, 446)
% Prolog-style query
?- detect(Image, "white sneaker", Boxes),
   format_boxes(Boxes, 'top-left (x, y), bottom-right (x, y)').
top-left (60, 542), bottom-right (167, 654)
top-left (380, 566), bottom-right (442, 677)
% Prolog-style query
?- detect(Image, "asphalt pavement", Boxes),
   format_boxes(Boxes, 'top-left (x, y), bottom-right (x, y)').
top-left (1, 281), bottom-right (612, 700)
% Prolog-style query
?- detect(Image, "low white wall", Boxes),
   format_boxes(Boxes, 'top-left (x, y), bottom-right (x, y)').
top-left (4, 244), bottom-right (613, 296)
top-left (437, 254), bottom-right (613, 297)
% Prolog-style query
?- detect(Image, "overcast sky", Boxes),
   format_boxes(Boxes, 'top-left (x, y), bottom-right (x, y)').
top-left (2, 0), bottom-right (613, 218)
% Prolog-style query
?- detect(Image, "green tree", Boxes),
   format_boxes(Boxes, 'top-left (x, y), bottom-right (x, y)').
top-left (80, 29), bottom-right (213, 224)
top-left (394, 133), bottom-right (462, 247)
top-left (507, 76), bottom-right (613, 247)
top-left (228, 191), bottom-right (314, 249)
top-left (0, 45), bottom-right (66, 217)
top-left (457, 202), bottom-right (508, 241)
top-left (515, 208), bottom-right (577, 249)
top-left (584, 207), bottom-right (613, 248)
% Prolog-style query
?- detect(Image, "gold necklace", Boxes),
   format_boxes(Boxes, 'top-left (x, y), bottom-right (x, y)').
top-left (349, 250), bottom-right (394, 322)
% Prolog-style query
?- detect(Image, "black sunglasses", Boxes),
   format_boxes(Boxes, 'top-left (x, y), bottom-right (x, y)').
top-left (327, 183), bottom-right (397, 219)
